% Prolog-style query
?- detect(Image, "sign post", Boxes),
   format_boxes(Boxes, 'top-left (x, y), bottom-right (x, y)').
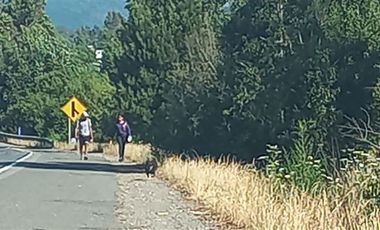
top-left (68, 118), bottom-right (71, 144)
top-left (60, 96), bottom-right (87, 144)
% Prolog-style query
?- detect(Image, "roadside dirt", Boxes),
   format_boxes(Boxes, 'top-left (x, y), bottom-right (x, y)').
top-left (114, 165), bottom-right (218, 230)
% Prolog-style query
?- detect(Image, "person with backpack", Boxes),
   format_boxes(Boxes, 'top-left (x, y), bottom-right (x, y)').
top-left (116, 114), bottom-right (132, 162)
top-left (75, 111), bottom-right (93, 160)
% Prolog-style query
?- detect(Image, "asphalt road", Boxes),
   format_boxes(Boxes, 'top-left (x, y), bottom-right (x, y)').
top-left (0, 145), bottom-right (123, 230)
top-left (0, 148), bottom-right (27, 168)
top-left (0, 144), bottom-right (214, 230)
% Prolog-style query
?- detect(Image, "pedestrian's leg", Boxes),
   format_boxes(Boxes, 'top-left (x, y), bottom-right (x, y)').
top-left (79, 141), bottom-right (84, 160)
top-left (84, 142), bottom-right (88, 160)
top-left (117, 136), bottom-right (123, 162)
top-left (79, 136), bottom-right (86, 160)
top-left (121, 140), bottom-right (126, 161)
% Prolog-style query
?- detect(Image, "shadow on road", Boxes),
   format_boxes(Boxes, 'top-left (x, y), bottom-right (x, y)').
top-left (0, 161), bottom-right (145, 174)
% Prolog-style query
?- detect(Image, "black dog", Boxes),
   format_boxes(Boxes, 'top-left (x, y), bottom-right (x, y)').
top-left (144, 157), bottom-right (158, 178)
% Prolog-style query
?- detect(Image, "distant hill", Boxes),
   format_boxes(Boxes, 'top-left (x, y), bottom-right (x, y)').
top-left (46, 0), bottom-right (127, 30)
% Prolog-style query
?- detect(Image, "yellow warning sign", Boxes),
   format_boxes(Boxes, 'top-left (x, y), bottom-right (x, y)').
top-left (61, 96), bottom-right (87, 122)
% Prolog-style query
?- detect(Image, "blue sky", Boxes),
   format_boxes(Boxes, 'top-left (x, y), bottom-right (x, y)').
top-left (46, 0), bottom-right (127, 29)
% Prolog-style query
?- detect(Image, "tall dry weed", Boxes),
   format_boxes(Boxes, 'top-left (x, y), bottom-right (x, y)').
top-left (159, 156), bottom-right (380, 229)
top-left (102, 142), bottom-right (152, 163)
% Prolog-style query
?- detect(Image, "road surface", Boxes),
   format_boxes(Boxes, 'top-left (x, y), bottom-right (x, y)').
top-left (0, 149), bottom-right (28, 169)
top-left (0, 145), bottom-right (122, 229)
top-left (0, 143), bottom-right (214, 230)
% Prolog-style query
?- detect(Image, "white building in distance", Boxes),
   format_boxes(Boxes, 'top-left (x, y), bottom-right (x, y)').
top-left (87, 45), bottom-right (104, 70)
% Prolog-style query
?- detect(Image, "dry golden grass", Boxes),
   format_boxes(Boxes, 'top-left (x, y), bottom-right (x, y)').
top-left (102, 142), bottom-right (152, 163)
top-left (159, 156), bottom-right (380, 230)
top-left (54, 141), bottom-right (103, 153)
top-left (54, 141), bottom-right (151, 164)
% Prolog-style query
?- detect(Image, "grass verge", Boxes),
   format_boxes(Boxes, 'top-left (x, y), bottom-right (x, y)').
top-left (54, 141), bottom-right (151, 163)
top-left (102, 142), bottom-right (152, 163)
top-left (158, 155), bottom-right (380, 229)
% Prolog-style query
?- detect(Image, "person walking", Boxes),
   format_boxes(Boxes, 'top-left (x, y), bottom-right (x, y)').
top-left (116, 114), bottom-right (132, 162)
top-left (75, 111), bottom-right (93, 160)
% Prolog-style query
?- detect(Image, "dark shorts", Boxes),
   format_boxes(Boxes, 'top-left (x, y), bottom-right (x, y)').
top-left (79, 135), bottom-right (91, 146)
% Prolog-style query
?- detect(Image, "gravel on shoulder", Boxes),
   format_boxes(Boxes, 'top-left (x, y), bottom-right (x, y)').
top-left (115, 166), bottom-right (218, 230)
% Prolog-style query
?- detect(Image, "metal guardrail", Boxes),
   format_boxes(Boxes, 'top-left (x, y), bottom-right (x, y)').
top-left (0, 131), bottom-right (54, 149)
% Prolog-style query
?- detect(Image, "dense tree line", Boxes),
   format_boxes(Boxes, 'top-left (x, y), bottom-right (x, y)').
top-left (100, 0), bottom-right (380, 159)
top-left (0, 0), bottom-right (115, 140)
top-left (1, 0), bottom-right (380, 161)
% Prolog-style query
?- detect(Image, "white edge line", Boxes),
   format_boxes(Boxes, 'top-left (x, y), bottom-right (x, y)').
top-left (0, 151), bottom-right (33, 174)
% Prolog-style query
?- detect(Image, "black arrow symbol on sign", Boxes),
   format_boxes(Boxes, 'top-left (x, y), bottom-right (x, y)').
top-left (71, 101), bottom-right (79, 118)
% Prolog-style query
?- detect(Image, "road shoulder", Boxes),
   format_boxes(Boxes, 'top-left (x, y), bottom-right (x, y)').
top-left (115, 168), bottom-right (217, 230)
